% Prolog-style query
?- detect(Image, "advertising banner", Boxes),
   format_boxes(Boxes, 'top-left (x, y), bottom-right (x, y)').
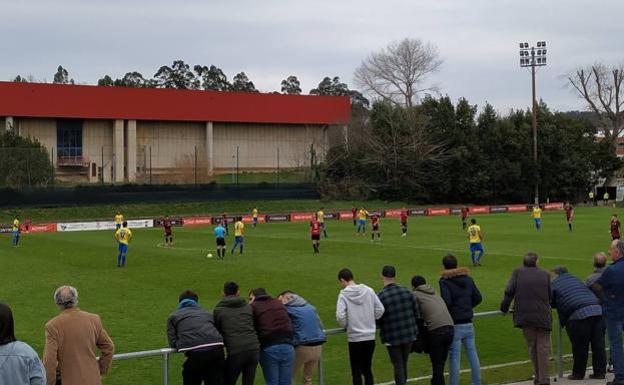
top-left (427, 208), bottom-right (450, 216)
top-left (57, 221), bottom-right (115, 232)
top-left (409, 209), bottom-right (427, 216)
top-left (182, 217), bottom-right (213, 226)
top-left (127, 219), bottom-right (154, 228)
top-left (154, 218), bottom-right (183, 227)
top-left (0, 226), bottom-right (12, 234)
top-left (266, 214), bottom-right (290, 222)
top-left (323, 212), bottom-right (339, 220)
top-left (543, 202), bottom-right (564, 210)
top-left (469, 206), bottom-right (489, 214)
top-left (29, 223), bottom-right (57, 233)
top-left (450, 208), bottom-right (462, 215)
top-left (385, 209), bottom-right (403, 218)
top-left (338, 211), bottom-right (355, 220)
top-left (241, 215), bottom-right (266, 224)
top-left (507, 204), bottom-right (528, 213)
top-left (489, 206), bottom-right (509, 214)
top-left (291, 212), bottom-right (316, 222)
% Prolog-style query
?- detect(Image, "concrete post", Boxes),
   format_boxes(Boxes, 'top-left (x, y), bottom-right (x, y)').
top-left (5, 117), bottom-right (14, 132)
top-left (126, 120), bottom-right (137, 182)
top-left (113, 119), bottom-right (124, 183)
top-left (206, 121), bottom-right (214, 175)
top-left (342, 124), bottom-right (349, 150)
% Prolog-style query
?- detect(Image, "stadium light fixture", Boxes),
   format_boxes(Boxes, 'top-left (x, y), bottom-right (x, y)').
top-left (518, 41), bottom-right (548, 205)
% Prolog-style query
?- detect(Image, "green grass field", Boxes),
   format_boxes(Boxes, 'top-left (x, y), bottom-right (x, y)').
top-left (0, 205), bottom-right (616, 384)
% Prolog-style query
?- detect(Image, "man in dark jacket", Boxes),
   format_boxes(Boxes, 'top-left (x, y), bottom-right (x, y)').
top-left (500, 252), bottom-right (552, 385)
top-left (439, 254), bottom-right (482, 385)
top-left (278, 291), bottom-right (326, 385)
top-left (167, 290), bottom-right (225, 385)
top-left (249, 288), bottom-right (294, 385)
top-left (214, 282), bottom-right (260, 385)
top-left (377, 265), bottom-right (418, 385)
top-left (412, 275), bottom-right (454, 385)
top-left (592, 240), bottom-right (624, 385)
top-left (550, 266), bottom-right (606, 380)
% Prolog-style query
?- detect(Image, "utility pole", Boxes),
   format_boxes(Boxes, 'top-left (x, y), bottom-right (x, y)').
top-left (519, 41), bottom-right (547, 205)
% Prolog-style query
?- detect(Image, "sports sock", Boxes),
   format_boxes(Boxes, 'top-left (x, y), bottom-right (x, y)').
top-left (371, 233), bottom-right (374, 240)
top-left (569, 223), bottom-right (572, 231)
top-left (240, 244), bottom-right (243, 254)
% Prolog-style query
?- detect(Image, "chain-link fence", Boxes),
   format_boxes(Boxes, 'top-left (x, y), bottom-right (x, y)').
top-left (0, 144), bottom-right (325, 188)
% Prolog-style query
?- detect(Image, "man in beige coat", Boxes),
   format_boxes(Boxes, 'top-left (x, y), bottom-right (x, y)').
top-left (43, 285), bottom-right (115, 385)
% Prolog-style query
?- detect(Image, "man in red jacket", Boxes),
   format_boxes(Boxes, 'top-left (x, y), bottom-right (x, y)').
top-left (249, 288), bottom-right (294, 385)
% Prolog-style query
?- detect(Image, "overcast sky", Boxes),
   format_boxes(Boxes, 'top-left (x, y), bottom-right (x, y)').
top-left (1, 0), bottom-right (622, 114)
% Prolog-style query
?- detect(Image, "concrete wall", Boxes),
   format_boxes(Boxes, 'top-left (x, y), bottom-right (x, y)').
top-left (83, 120), bottom-right (114, 182)
top-left (212, 123), bottom-right (328, 171)
top-left (136, 121), bottom-right (207, 170)
top-left (15, 118), bottom-right (56, 165)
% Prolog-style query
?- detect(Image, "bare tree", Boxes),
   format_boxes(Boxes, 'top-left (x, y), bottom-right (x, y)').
top-left (568, 63), bottom-right (624, 147)
top-left (354, 38), bottom-right (443, 107)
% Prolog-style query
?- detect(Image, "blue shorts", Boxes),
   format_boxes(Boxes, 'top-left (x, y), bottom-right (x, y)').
top-left (118, 243), bottom-right (128, 253)
top-left (470, 243), bottom-right (483, 253)
top-left (320, 222), bottom-right (325, 228)
top-left (358, 219), bottom-right (366, 226)
top-left (534, 218), bottom-right (541, 225)
top-left (234, 236), bottom-right (244, 243)
top-left (116, 224), bottom-right (121, 230)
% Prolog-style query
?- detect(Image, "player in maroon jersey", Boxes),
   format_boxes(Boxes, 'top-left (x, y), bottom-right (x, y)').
top-left (564, 202), bottom-right (574, 232)
top-left (371, 213), bottom-right (381, 241)
top-left (221, 213), bottom-right (229, 235)
top-left (163, 216), bottom-right (173, 246)
top-left (461, 207), bottom-right (469, 229)
top-left (351, 207), bottom-right (358, 226)
top-left (611, 214), bottom-right (621, 240)
top-left (400, 208), bottom-right (408, 237)
top-left (310, 215), bottom-right (321, 253)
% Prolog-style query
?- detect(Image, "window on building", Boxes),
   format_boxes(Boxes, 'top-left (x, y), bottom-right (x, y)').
top-left (56, 120), bottom-right (83, 161)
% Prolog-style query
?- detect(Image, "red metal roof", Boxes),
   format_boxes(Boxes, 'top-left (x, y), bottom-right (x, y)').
top-left (0, 82), bottom-right (350, 125)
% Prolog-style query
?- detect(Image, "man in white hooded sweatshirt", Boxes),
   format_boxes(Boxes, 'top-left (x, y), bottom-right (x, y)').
top-left (336, 268), bottom-right (385, 385)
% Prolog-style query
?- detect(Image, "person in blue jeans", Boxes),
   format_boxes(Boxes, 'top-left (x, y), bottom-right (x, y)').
top-left (249, 288), bottom-right (294, 385)
top-left (592, 239), bottom-right (624, 385)
top-left (439, 254), bottom-right (483, 385)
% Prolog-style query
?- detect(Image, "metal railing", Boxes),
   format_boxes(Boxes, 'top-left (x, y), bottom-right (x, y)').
top-left (104, 310), bottom-right (568, 385)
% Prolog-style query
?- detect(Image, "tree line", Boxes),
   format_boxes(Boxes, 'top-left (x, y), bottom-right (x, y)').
top-left (321, 97), bottom-right (621, 203)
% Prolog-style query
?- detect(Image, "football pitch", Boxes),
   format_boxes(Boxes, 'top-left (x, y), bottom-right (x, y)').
top-left (0, 206), bottom-right (617, 384)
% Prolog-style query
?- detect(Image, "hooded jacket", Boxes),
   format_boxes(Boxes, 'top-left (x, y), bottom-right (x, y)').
top-left (250, 295), bottom-right (294, 348)
top-left (336, 283), bottom-right (385, 342)
top-left (283, 294), bottom-right (326, 346)
top-left (167, 303), bottom-right (224, 352)
top-left (214, 296), bottom-right (260, 355)
top-left (412, 285), bottom-right (454, 332)
top-left (439, 268), bottom-right (482, 324)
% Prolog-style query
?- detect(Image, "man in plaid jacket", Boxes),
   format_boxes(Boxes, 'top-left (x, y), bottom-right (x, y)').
top-left (377, 265), bottom-right (419, 385)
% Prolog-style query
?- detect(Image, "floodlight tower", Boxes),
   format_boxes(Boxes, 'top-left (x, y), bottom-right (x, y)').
top-left (519, 41), bottom-right (547, 205)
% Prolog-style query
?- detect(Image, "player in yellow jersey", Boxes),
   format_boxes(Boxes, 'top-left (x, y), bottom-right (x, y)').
top-left (252, 207), bottom-right (259, 228)
top-left (356, 208), bottom-right (369, 235)
top-left (231, 217), bottom-right (245, 254)
top-left (114, 211), bottom-right (124, 230)
top-left (317, 207), bottom-right (328, 238)
top-left (12, 216), bottom-right (20, 247)
top-left (467, 218), bottom-right (484, 266)
top-left (114, 221), bottom-right (133, 267)
top-left (531, 205), bottom-right (542, 230)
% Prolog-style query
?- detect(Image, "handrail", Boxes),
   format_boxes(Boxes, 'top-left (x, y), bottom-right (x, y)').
top-left (104, 310), bottom-right (565, 385)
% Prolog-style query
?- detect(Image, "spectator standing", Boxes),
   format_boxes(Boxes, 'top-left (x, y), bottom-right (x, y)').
top-left (592, 240), bottom-right (624, 385)
top-left (377, 265), bottom-right (418, 385)
top-left (0, 303), bottom-right (45, 385)
top-left (500, 253), bottom-right (552, 385)
top-left (550, 266), bottom-right (606, 380)
top-left (439, 254), bottom-right (482, 385)
top-left (214, 282), bottom-right (260, 385)
top-left (249, 288), bottom-right (294, 385)
top-left (278, 291), bottom-right (326, 385)
top-left (586, 252), bottom-right (607, 287)
top-left (43, 286), bottom-right (115, 385)
top-left (411, 276), bottom-right (454, 385)
top-left (167, 290), bottom-right (225, 385)
top-left (336, 268), bottom-right (385, 385)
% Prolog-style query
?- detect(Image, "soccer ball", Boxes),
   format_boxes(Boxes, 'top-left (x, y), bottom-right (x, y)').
top-left (206, 253), bottom-right (213, 259)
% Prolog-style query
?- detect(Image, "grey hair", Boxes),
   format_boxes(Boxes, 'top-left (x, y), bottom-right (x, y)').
top-left (550, 266), bottom-right (568, 275)
top-left (54, 286), bottom-right (78, 309)
top-left (594, 252), bottom-right (607, 268)
top-left (523, 252), bottom-right (539, 267)
top-left (615, 240), bottom-right (624, 259)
